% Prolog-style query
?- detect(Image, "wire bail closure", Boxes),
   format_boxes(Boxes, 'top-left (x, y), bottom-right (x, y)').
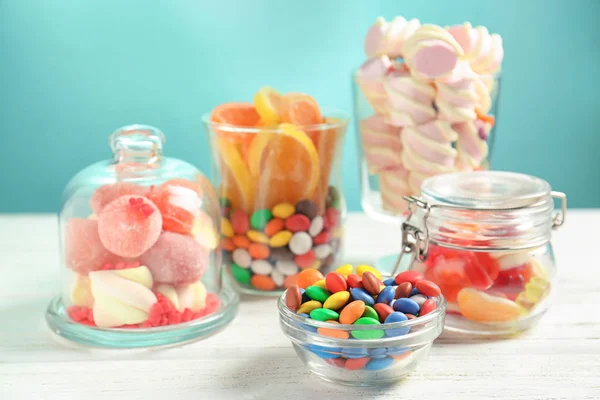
top-left (390, 196), bottom-right (431, 277)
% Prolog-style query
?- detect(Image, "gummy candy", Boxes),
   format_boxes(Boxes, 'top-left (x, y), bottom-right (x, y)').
top-left (140, 231), bottom-right (208, 285)
top-left (254, 87), bottom-right (282, 124)
top-left (97, 195), bottom-right (162, 258)
top-left (64, 218), bottom-right (117, 275)
top-left (280, 93), bottom-right (322, 125)
top-left (214, 137), bottom-right (255, 212)
top-left (90, 182), bottom-right (148, 214)
top-left (149, 178), bottom-right (203, 234)
top-left (254, 124), bottom-right (320, 209)
top-left (457, 287), bottom-right (527, 322)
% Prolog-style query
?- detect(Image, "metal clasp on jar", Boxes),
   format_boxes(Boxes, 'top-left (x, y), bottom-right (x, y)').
top-left (390, 196), bottom-right (431, 277)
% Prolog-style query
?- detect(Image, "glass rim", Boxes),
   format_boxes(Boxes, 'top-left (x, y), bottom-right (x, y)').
top-left (201, 108), bottom-right (350, 134)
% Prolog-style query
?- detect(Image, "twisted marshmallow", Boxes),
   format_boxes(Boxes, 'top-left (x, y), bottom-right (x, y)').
top-left (90, 266), bottom-right (157, 328)
top-left (355, 55), bottom-right (392, 115)
top-left (379, 165), bottom-right (411, 214)
top-left (156, 280), bottom-right (207, 312)
top-left (400, 121), bottom-right (459, 193)
top-left (454, 119), bottom-right (489, 170)
top-left (403, 24), bottom-right (464, 80)
top-left (435, 62), bottom-right (478, 122)
top-left (364, 16), bottom-right (421, 58)
top-left (385, 69), bottom-right (436, 126)
top-left (359, 115), bottom-right (403, 172)
top-left (447, 23), bottom-right (504, 75)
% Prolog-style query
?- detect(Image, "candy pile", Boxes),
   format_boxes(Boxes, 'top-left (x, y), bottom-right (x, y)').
top-left (356, 17), bottom-right (503, 214)
top-left (65, 179), bottom-right (220, 328)
top-left (424, 245), bottom-right (551, 322)
top-left (284, 265), bottom-right (441, 371)
top-left (209, 87), bottom-right (346, 291)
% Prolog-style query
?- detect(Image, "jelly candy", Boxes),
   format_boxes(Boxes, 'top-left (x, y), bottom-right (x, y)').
top-left (280, 92), bottom-right (323, 125)
top-left (149, 179), bottom-right (203, 234)
top-left (254, 86), bottom-right (282, 124)
top-left (457, 287), bottom-right (527, 322)
top-left (64, 218), bottom-right (117, 275)
top-left (90, 182), bottom-right (148, 214)
top-left (210, 102), bottom-right (260, 158)
top-left (140, 231), bottom-right (208, 285)
top-left (253, 124), bottom-right (320, 209)
top-left (98, 195), bottom-right (162, 258)
top-left (214, 137), bottom-right (255, 213)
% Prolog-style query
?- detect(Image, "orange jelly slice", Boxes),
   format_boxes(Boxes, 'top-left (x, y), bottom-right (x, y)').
top-left (214, 137), bottom-right (254, 212)
top-left (253, 123), bottom-right (320, 210)
top-left (254, 87), bottom-right (282, 124)
top-left (280, 93), bottom-right (323, 125)
top-left (457, 287), bottom-right (527, 323)
top-left (210, 102), bottom-right (259, 164)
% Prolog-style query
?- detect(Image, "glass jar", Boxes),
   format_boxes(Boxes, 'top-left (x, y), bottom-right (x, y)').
top-left (203, 113), bottom-right (348, 295)
top-left (46, 125), bottom-right (239, 348)
top-left (388, 171), bottom-right (566, 336)
top-left (352, 62), bottom-right (500, 221)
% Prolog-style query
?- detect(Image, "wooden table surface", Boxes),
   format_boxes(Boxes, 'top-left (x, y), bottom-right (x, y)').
top-left (1, 212), bottom-right (599, 400)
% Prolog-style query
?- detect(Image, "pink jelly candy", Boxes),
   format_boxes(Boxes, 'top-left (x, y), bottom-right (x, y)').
top-left (140, 231), bottom-right (208, 284)
top-left (148, 179), bottom-right (203, 235)
top-left (64, 218), bottom-right (117, 275)
top-left (90, 182), bottom-right (148, 214)
top-left (97, 195), bottom-right (162, 258)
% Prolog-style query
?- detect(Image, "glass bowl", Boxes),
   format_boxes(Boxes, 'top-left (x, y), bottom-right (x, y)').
top-left (277, 290), bottom-right (446, 386)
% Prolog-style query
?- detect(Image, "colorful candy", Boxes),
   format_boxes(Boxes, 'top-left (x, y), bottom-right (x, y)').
top-left (283, 264), bottom-right (441, 372)
top-left (65, 218), bottom-right (117, 275)
top-left (62, 126), bottom-right (223, 332)
top-left (97, 195), bottom-right (162, 258)
top-left (424, 244), bottom-right (551, 323)
top-left (148, 179), bottom-right (202, 234)
top-left (339, 300), bottom-right (365, 324)
top-left (140, 231), bottom-right (208, 285)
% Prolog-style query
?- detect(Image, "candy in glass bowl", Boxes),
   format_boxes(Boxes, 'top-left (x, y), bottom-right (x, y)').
top-left (46, 125), bottom-right (239, 348)
top-left (278, 265), bottom-right (445, 386)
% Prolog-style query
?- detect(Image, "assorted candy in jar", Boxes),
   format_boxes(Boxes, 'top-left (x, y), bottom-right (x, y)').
top-left (353, 16), bottom-right (502, 217)
top-left (204, 87), bottom-right (348, 294)
top-left (46, 125), bottom-right (239, 348)
top-left (392, 171), bottom-right (566, 335)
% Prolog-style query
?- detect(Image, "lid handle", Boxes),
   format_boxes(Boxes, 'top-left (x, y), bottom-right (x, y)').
top-left (110, 124), bottom-right (165, 165)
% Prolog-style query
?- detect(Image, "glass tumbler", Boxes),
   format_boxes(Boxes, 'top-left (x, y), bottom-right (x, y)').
top-left (203, 113), bottom-right (348, 295)
top-left (46, 125), bottom-right (239, 348)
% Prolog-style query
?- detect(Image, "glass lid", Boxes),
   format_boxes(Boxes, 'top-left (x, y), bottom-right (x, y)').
top-left (421, 171), bottom-right (552, 210)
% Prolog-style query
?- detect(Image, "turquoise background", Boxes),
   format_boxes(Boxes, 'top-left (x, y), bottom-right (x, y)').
top-left (1, 0), bottom-right (598, 212)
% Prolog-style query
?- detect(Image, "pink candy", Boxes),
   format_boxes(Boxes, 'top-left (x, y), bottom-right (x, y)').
top-left (98, 195), bottom-right (162, 258)
top-left (64, 218), bottom-right (117, 275)
top-left (90, 182), bottom-right (148, 214)
top-left (140, 231), bottom-right (208, 285)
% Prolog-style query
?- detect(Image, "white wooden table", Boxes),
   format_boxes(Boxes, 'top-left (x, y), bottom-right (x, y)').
top-left (1, 212), bottom-right (599, 399)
